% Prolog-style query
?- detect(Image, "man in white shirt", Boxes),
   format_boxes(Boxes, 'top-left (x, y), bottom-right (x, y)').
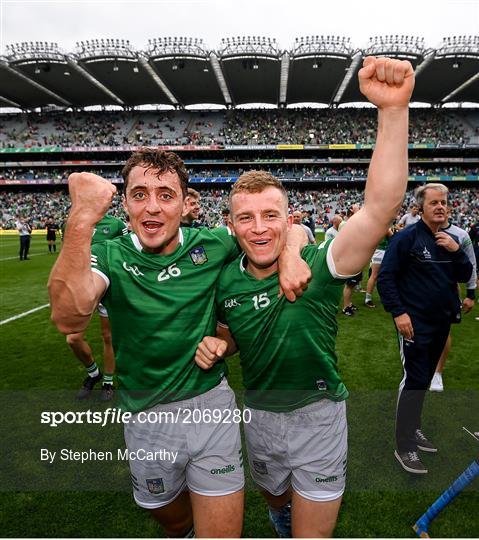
top-left (398, 204), bottom-right (420, 228)
top-left (325, 215), bottom-right (343, 241)
top-left (16, 217), bottom-right (32, 260)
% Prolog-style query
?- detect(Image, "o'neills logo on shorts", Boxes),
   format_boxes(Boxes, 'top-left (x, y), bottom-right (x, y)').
top-left (315, 475), bottom-right (338, 483)
top-left (210, 464), bottom-right (236, 475)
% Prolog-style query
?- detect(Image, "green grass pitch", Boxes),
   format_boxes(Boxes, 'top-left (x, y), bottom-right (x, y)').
top-left (0, 234), bottom-right (478, 538)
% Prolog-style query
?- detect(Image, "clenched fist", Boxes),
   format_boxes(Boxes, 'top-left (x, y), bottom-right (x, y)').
top-left (359, 56), bottom-right (415, 109)
top-left (195, 336), bottom-right (228, 370)
top-left (68, 172), bottom-right (117, 226)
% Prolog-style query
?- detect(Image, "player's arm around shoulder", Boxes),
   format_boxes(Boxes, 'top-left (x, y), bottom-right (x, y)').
top-left (278, 223), bottom-right (311, 301)
top-left (48, 172), bottom-right (115, 334)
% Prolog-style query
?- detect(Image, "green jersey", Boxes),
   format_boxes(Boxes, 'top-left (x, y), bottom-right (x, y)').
top-left (92, 215), bottom-right (128, 244)
top-left (217, 240), bottom-right (349, 412)
top-left (91, 226), bottom-right (238, 413)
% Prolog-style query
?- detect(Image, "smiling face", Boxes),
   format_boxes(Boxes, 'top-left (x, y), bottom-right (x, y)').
top-left (230, 186), bottom-right (292, 279)
top-left (421, 188), bottom-right (448, 231)
top-left (184, 195), bottom-right (200, 222)
top-left (122, 165), bottom-right (185, 254)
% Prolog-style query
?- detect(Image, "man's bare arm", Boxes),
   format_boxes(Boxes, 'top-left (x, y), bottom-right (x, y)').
top-left (48, 173), bottom-right (116, 334)
top-left (332, 57), bottom-right (415, 276)
top-left (278, 223), bottom-right (311, 301)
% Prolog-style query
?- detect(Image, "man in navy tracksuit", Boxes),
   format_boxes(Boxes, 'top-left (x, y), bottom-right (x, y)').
top-left (377, 183), bottom-right (473, 474)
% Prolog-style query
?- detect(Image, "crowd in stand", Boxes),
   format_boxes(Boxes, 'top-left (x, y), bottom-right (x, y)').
top-left (2, 165), bottom-right (478, 182)
top-left (1, 112), bottom-right (133, 148)
top-left (220, 109), bottom-right (471, 145)
top-left (2, 187), bottom-right (478, 232)
top-left (0, 108), bottom-right (475, 148)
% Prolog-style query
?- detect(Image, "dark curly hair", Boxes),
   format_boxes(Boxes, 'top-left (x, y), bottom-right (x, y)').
top-left (121, 148), bottom-right (189, 198)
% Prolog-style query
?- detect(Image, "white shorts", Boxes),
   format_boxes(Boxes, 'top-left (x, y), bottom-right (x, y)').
top-left (371, 249), bottom-right (385, 265)
top-left (124, 379), bottom-right (244, 509)
top-left (244, 399), bottom-right (347, 502)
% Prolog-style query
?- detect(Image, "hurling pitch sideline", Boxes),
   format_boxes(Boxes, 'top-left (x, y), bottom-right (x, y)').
top-left (0, 234), bottom-right (477, 538)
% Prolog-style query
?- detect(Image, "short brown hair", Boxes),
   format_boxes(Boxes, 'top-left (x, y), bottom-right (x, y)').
top-left (187, 187), bottom-right (200, 200)
top-left (229, 170), bottom-right (288, 209)
top-left (122, 148), bottom-right (189, 197)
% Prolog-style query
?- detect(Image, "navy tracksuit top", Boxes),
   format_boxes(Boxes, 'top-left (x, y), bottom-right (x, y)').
top-left (377, 219), bottom-right (473, 325)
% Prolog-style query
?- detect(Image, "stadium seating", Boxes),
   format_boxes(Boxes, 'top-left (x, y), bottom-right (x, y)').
top-left (2, 187), bottom-right (478, 232)
top-left (1, 108), bottom-right (477, 147)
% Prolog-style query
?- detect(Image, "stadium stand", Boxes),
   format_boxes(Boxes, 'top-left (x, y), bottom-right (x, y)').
top-left (0, 108), bottom-right (477, 147)
top-left (2, 165), bottom-right (479, 183)
top-left (2, 186), bottom-right (478, 232)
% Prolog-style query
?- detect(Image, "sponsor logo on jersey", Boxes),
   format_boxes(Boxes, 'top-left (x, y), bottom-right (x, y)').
top-left (122, 262), bottom-right (144, 276)
top-left (210, 464), bottom-right (235, 475)
top-left (189, 246), bottom-right (208, 265)
top-left (422, 246), bottom-right (431, 260)
top-left (225, 298), bottom-right (241, 309)
top-left (252, 460), bottom-right (268, 475)
top-left (316, 379), bottom-right (328, 391)
top-left (315, 475), bottom-right (338, 483)
top-left (146, 477), bottom-right (165, 494)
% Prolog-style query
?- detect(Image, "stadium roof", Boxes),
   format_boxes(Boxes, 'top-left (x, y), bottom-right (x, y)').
top-left (1, 35), bottom-right (478, 110)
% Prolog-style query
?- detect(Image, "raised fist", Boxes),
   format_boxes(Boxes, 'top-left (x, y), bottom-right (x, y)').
top-left (358, 56), bottom-right (415, 109)
top-left (68, 172), bottom-right (117, 226)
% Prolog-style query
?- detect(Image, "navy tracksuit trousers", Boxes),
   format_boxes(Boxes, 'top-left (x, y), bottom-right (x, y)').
top-left (396, 317), bottom-right (450, 453)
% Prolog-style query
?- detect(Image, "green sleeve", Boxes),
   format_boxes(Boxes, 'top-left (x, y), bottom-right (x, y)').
top-left (116, 218), bottom-right (128, 237)
top-left (211, 226), bottom-right (241, 263)
top-left (306, 240), bottom-right (347, 287)
top-left (90, 242), bottom-right (110, 286)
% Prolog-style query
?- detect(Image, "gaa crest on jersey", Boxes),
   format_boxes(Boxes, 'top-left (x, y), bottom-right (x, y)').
top-left (102, 226), bottom-right (111, 235)
top-left (189, 246), bottom-right (208, 265)
top-left (146, 477), bottom-right (165, 494)
top-left (316, 379), bottom-right (328, 391)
